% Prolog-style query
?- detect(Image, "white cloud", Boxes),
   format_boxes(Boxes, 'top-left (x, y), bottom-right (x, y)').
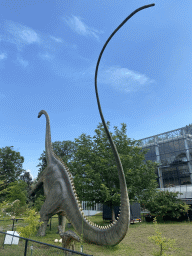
top-left (5, 20), bottom-right (40, 47)
top-left (100, 66), bottom-right (155, 92)
top-left (50, 36), bottom-right (63, 43)
top-left (17, 57), bottom-right (28, 68)
top-left (50, 35), bottom-right (77, 49)
top-left (19, 29), bottom-right (39, 44)
top-left (39, 52), bottom-right (54, 61)
top-left (1, 20), bottom-right (77, 67)
top-left (64, 15), bottom-right (103, 40)
top-left (0, 53), bottom-right (7, 60)
top-left (82, 65), bottom-right (155, 93)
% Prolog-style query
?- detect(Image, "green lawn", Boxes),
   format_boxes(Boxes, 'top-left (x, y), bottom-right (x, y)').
top-left (0, 213), bottom-right (192, 256)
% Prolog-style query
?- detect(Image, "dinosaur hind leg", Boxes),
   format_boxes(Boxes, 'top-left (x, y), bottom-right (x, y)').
top-left (58, 213), bottom-right (66, 233)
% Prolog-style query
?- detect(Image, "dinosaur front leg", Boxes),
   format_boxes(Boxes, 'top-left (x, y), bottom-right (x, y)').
top-left (38, 217), bottom-right (49, 236)
top-left (38, 182), bottom-right (63, 236)
top-left (38, 205), bottom-right (50, 236)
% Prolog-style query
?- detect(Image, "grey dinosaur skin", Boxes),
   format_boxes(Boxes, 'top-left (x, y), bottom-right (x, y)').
top-left (58, 225), bottom-right (80, 249)
top-left (34, 109), bottom-right (130, 246)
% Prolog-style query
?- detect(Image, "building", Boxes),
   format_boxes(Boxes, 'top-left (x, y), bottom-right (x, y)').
top-left (139, 125), bottom-right (192, 206)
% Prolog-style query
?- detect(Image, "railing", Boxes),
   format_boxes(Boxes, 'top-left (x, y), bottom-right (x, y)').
top-left (0, 230), bottom-right (93, 256)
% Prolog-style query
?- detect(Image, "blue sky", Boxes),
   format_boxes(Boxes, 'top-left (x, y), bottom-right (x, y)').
top-left (0, 1), bottom-right (192, 181)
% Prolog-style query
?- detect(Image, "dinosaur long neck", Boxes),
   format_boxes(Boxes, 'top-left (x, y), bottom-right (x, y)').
top-left (40, 110), bottom-right (54, 164)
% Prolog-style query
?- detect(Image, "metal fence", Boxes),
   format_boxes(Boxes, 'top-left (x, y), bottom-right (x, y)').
top-left (0, 230), bottom-right (93, 256)
top-left (0, 217), bottom-right (57, 233)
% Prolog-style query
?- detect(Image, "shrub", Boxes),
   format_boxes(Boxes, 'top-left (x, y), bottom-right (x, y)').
top-left (0, 199), bottom-right (27, 217)
top-left (148, 217), bottom-right (177, 256)
top-left (144, 190), bottom-right (190, 222)
top-left (16, 209), bottom-right (43, 238)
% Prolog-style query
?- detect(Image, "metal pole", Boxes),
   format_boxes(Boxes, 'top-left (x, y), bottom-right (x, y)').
top-left (155, 136), bottom-right (163, 188)
top-left (24, 239), bottom-right (28, 256)
top-left (11, 231), bottom-right (14, 245)
top-left (12, 219), bottom-right (15, 231)
top-left (183, 129), bottom-right (192, 184)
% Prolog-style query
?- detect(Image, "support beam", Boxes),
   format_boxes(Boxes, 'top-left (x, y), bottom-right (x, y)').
top-left (155, 136), bottom-right (163, 188)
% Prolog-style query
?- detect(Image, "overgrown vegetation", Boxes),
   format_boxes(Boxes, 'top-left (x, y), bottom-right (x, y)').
top-left (143, 190), bottom-right (190, 222)
top-left (16, 209), bottom-right (43, 238)
top-left (148, 217), bottom-right (177, 256)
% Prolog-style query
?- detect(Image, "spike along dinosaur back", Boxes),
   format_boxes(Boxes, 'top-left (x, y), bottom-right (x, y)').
top-left (35, 4), bottom-right (155, 246)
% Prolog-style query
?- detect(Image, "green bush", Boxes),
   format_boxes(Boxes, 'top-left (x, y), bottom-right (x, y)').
top-left (148, 217), bottom-right (177, 256)
top-left (144, 190), bottom-right (189, 222)
top-left (0, 199), bottom-right (27, 216)
top-left (16, 209), bottom-right (43, 238)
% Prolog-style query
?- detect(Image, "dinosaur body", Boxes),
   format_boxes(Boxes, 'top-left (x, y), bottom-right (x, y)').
top-left (31, 4), bottom-right (155, 246)
top-left (36, 110), bottom-right (129, 246)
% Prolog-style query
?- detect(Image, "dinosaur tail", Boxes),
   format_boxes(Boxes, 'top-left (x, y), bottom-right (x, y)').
top-left (91, 3), bottom-right (155, 244)
top-left (66, 3), bottom-right (155, 246)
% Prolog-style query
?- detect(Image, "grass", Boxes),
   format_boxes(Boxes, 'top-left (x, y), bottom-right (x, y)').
top-left (0, 213), bottom-right (192, 255)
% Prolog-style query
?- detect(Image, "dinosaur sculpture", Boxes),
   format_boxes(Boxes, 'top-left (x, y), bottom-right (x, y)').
top-left (58, 225), bottom-right (80, 253)
top-left (30, 4), bottom-right (155, 246)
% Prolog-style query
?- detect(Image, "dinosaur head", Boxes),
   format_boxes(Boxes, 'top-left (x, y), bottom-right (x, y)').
top-left (38, 110), bottom-right (44, 118)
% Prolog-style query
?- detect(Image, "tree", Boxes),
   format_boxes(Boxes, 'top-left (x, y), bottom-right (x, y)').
top-left (34, 194), bottom-right (45, 212)
top-left (144, 190), bottom-right (190, 222)
top-left (0, 146), bottom-right (25, 203)
top-left (70, 122), bottom-right (158, 220)
top-left (184, 123), bottom-right (192, 135)
top-left (0, 146), bottom-right (24, 183)
top-left (2, 180), bottom-right (28, 216)
top-left (0, 179), bottom-right (8, 195)
top-left (20, 171), bottom-right (33, 205)
top-left (53, 141), bottom-right (77, 163)
top-left (6, 180), bottom-right (27, 205)
top-left (20, 170), bottom-right (33, 188)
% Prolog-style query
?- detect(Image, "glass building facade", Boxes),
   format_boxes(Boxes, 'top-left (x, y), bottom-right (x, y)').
top-left (139, 126), bottom-right (192, 203)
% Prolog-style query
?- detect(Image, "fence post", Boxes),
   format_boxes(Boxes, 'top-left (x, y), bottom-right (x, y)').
top-left (24, 239), bottom-right (28, 256)
top-left (12, 219), bottom-right (15, 231)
